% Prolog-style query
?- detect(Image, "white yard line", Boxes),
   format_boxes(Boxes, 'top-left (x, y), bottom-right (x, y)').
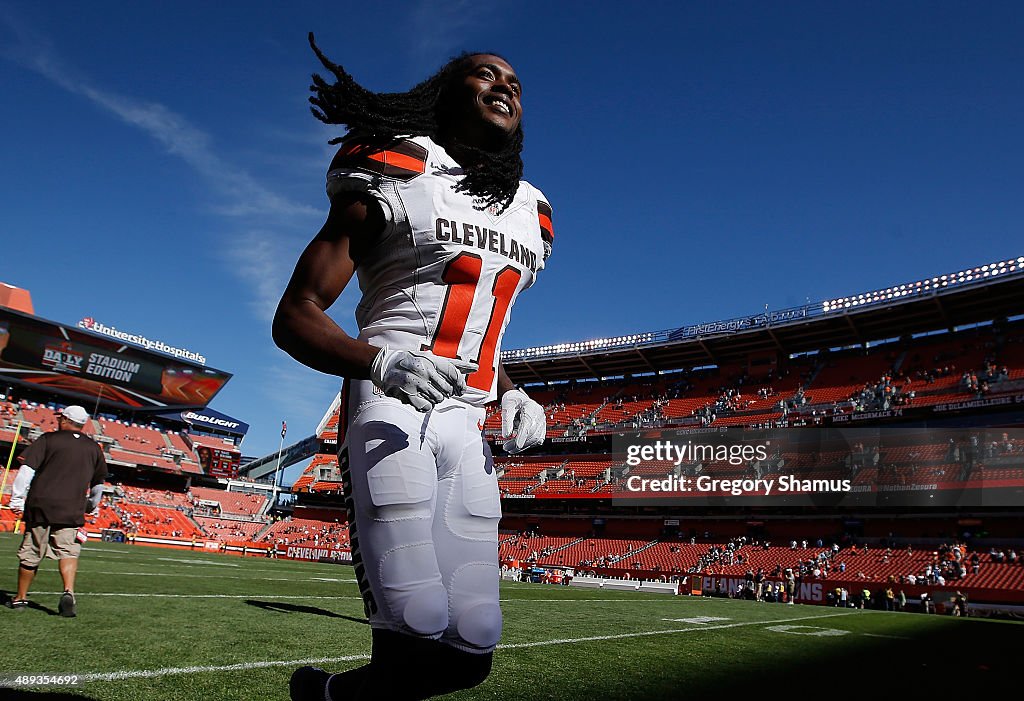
top-left (69, 655), bottom-right (372, 683)
top-left (498, 610), bottom-right (859, 649)
top-left (157, 557), bottom-right (241, 567)
top-left (74, 570), bottom-right (356, 583)
top-left (82, 551), bottom-right (340, 575)
top-left (31, 591), bottom-right (365, 599)
top-left (862, 632), bottom-right (912, 640)
top-left (13, 608), bottom-right (859, 685)
top-left (500, 598), bottom-right (690, 602)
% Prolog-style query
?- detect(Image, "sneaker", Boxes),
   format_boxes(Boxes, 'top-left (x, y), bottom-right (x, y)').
top-left (6, 599), bottom-right (28, 611)
top-left (289, 666), bottom-right (331, 701)
top-left (59, 591), bottom-right (77, 618)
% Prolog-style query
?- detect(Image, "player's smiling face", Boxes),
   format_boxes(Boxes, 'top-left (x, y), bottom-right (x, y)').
top-left (445, 54), bottom-right (522, 151)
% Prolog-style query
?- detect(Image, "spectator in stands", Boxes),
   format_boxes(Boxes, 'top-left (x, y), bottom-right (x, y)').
top-left (6, 406), bottom-right (107, 617)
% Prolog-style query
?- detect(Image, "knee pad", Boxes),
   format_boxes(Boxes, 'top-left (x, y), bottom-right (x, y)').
top-left (379, 543), bottom-right (448, 636)
top-left (455, 601), bottom-right (503, 650)
top-left (447, 561), bottom-right (501, 649)
top-left (399, 583), bottom-right (449, 636)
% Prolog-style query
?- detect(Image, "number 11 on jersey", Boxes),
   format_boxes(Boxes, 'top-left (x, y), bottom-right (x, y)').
top-left (422, 252), bottom-right (521, 391)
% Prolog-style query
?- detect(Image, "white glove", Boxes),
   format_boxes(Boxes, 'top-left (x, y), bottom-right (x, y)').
top-left (501, 388), bottom-right (546, 454)
top-left (370, 346), bottom-right (476, 412)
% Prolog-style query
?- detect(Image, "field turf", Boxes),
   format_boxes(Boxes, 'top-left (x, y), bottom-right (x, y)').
top-left (0, 532), bottom-right (1019, 700)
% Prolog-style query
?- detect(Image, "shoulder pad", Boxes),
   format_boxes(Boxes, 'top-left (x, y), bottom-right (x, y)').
top-left (329, 136), bottom-right (427, 182)
top-left (537, 198), bottom-right (553, 246)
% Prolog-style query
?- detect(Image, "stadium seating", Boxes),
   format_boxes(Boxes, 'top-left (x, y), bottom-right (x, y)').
top-left (484, 324), bottom-right (1024, 439)
top-left (259, 517), bottom-right (350, 549)
top-left (119, 485), bottom-right (191, 509)
top-left (0, 401), bottom-right (217, 475)
top-left (563, 458), bottom-right (614, 478)
top-left (499, 534), bottom-right (1024, 591)
top-left (17, 403), bottom-right (62, 433)
top-left (97, 418), bottom-right (168, 456)
top-left (320, 408), bottom-right (340, 444)
top-left (292, 453), bottom-right (339, 493)
top-left (499, 535), bottom-right (581, 563)
top-left (194, 517), bottom-right (267, 542)
top-left (190, 486), bottom-right (267, 516)
top-left (165, 430), bottom-right (192, 455)
top-left (98, 503), bottom-right (203, 539)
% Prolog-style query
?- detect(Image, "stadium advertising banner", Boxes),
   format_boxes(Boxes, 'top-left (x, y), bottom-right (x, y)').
top-left (283, 546), bottom-right (352, 564)
top-left (667, 305), bottom-right (812, 342)
top-left (78, 316), bottom-right (206, 365)
top-left (176, 408), bottom-right (249, 436)
top-left (608, 426), bottom-right (1024, 508)
top-left (0, 307), bottom-right (231, 410)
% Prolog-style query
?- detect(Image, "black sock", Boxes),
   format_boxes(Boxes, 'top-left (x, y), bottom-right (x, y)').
top-left (325, 664), bottom-right (371, 701)
top-left (353, 630), bottom-right (492, 701)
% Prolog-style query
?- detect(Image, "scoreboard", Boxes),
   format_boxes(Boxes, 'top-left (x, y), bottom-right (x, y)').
top-left (0, 307), bottom-right (231, 410)
top-left (196, 444), bottom-right (242, 479)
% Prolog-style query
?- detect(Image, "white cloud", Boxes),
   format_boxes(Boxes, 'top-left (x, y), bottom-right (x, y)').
top-left (231, 229), bottom-right (292, 321)
top-left (5, 32), bottom-right (319, 222)
top-left (0, 9), bottom-right (345, 455)
top-left (409, 0), bottom-right (496, 68)
top-left (0, 10), bottom-right (322, 318)
top-left (262, 360), bottom-right (341, 427)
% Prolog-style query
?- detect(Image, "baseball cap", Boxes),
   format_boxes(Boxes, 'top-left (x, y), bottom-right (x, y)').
top-left (60, 405), bottom-right (90, 424)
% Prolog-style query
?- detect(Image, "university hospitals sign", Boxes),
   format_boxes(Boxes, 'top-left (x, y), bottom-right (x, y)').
top-left (78, 317), bottom-right (206, 365)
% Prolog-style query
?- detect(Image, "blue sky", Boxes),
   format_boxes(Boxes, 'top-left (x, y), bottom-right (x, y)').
top-left (2, 2), bottom-right (1023, 483)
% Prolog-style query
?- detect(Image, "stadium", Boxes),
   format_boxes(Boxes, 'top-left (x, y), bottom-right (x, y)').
top-left (1, 251), bottom-right (1022, 699)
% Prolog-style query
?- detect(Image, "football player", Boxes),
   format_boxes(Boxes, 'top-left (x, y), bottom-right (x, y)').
top-left (273, 34), bottom-right (551, 701)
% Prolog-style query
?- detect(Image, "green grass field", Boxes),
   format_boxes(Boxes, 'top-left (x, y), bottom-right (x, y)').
top-left (0, 531), bottom-right (1019, 700)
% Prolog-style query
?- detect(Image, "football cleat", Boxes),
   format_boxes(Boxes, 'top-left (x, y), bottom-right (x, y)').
top-left (289, 666), bottom-right (332, 701)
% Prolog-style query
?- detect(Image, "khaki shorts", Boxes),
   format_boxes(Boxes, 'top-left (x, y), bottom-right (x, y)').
top-left (17, 525), bottom-right (82, 567)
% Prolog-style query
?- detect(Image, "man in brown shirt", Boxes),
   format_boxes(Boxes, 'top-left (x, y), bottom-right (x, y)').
top-left (8, 405), bottom-right (107, 616)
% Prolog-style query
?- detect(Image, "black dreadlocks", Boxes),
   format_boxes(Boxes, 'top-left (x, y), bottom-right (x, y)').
top-left (307, 33), bottom-right (524, 213)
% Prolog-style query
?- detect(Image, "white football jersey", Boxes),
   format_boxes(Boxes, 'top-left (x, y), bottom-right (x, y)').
top-left (327, 135), bottom-right (553, 406)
